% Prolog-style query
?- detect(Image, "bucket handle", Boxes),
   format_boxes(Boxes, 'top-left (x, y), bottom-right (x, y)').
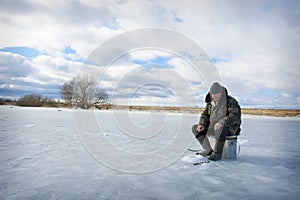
top-left (236, 140), bottom-right (241, 156)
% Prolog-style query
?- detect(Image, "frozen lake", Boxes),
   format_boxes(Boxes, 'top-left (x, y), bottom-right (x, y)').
top-left (0, 106), bottom-right (299, 200)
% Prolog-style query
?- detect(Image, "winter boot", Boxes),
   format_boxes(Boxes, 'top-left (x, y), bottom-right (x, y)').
top-left (208, 141), bottom-right (225, 161)
top-left (196, 135), bottom-right (213, 157)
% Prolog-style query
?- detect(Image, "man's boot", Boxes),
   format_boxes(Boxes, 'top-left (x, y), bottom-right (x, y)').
top-left (208, 141), bottom-right (225, 161)
top-left (196, 135), bottom-right (213, 157)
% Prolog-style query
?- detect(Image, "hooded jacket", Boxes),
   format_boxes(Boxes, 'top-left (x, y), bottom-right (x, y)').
top-left (199, 87), bottom-right (241, 136)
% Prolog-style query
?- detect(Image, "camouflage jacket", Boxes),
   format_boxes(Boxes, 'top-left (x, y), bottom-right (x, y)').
top-left (199, 87), bottom-right (241, 135)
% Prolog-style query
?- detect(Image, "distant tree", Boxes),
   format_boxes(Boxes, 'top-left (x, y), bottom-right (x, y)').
top-left (95, 89), bottom-right (110, 104)
top-left (16, 94), bottom-right (42, 107)
top-left (41, 97), bottom-right (62, 108)
top-left (73, 74), bottom-right (96, 109)
top-left (61, 77), bottom-right (75, 105)
top-left (61, 74), bottom-right (110, 109)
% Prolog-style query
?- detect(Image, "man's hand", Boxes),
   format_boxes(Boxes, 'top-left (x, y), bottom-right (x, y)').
top-left (197, 125), bottom-right (204, 132)
top-left (214, 122), bottom-right (222, 131)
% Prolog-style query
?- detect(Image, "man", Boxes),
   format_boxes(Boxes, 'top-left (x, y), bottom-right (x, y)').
top-left (192, 82), bottom-right (241, 161)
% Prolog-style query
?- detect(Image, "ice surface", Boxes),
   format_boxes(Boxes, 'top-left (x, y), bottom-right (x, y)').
top-left (181, 155), bottom-right (208, 164)
top-left (0, 106), bottom-right (299, 199)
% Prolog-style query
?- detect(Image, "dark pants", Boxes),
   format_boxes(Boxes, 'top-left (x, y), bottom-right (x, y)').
top-left (192, 124), bottom-right (230, 142)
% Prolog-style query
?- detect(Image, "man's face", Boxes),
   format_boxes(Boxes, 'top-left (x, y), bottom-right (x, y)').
top-left (211, 93), bottom-right (222, 102)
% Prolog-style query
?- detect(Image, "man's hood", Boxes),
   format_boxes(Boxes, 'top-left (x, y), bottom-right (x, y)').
top-left (205, 86), bottom-right (228, 103)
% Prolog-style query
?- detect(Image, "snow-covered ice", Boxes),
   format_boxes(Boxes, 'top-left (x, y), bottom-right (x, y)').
top-left (0, 106), bottom-right (299, 199)
top-left (181, 154), bottom-right (208, 164)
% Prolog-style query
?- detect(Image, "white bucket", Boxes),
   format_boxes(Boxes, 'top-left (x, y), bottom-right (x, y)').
top-left (208, 135), bottom-right (238, 159)
top-left (222, 136), bottom-right (237, 159)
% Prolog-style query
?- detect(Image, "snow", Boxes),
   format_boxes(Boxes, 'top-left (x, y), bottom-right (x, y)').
top-left (0, 106), bottom-right (300, 199)
top-left (181, 155), bottom-right (208, 164)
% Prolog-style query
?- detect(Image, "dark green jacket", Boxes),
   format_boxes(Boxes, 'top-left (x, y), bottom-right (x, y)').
top-left (199, 87), bottom-right (241, 135)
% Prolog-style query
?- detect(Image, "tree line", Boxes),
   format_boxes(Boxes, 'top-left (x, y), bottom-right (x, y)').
top-left (1, 75), bottom-right (110, 109)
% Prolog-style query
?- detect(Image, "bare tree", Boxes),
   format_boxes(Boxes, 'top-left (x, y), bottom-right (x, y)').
top-left (95, 89), bottom-right (110, 104)
top-left (74, 74), bottom-right (96, 109)
top-left (61, 77), bottom-right (75, 105)
top-left (61, 74), bottom-right (110, 109)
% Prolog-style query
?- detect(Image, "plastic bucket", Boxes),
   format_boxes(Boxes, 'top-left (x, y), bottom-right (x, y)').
top-left (222, 136), bottom-right (237, 159)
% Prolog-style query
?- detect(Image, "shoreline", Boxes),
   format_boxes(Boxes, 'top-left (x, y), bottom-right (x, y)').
top-left (2, 105), bottom-right (299, 117)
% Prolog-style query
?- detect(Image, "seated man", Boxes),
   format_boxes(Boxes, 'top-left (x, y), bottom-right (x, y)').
top-left (192, 82), bottom-right (241, 161)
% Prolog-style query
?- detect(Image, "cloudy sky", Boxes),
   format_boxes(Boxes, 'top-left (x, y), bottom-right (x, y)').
top-left (0, 0), bottom-right (299, 108)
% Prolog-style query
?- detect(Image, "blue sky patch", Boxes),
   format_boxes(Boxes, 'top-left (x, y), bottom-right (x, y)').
top-left (63, 46), bottom-right (76, 54)
top-left (132, 56), bottom-right (173, 68)
top-left (0, 46), bottom-right (41, 59)
top-left (258, 88), bottom-right (281, 97)
top-left (210, 57), bottom-right (230, 64)
top-left (172, 10), bottom-right (183, 23)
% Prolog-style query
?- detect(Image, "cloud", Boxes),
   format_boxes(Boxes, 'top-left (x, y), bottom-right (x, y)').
top-left (0, 49), bottom-right (86, 98)
top-left (102, 62), bottom-right (201, 107)
top-left (31, 54), bottom-right (82, 82)
top-left (0, 52), bottom-right (33, 77)
top-left (130, 49), bottom-right (171, 62)
top-left (0, 0), bottom-right (299, 108)
top-left (0, 0), bottom-right (121, 58)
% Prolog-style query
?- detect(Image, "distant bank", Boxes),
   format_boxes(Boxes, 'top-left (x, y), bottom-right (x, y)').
top-left (95, 104), bottom-right (300, 117)
top-left (1, 101), bottom-right (299, 117)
